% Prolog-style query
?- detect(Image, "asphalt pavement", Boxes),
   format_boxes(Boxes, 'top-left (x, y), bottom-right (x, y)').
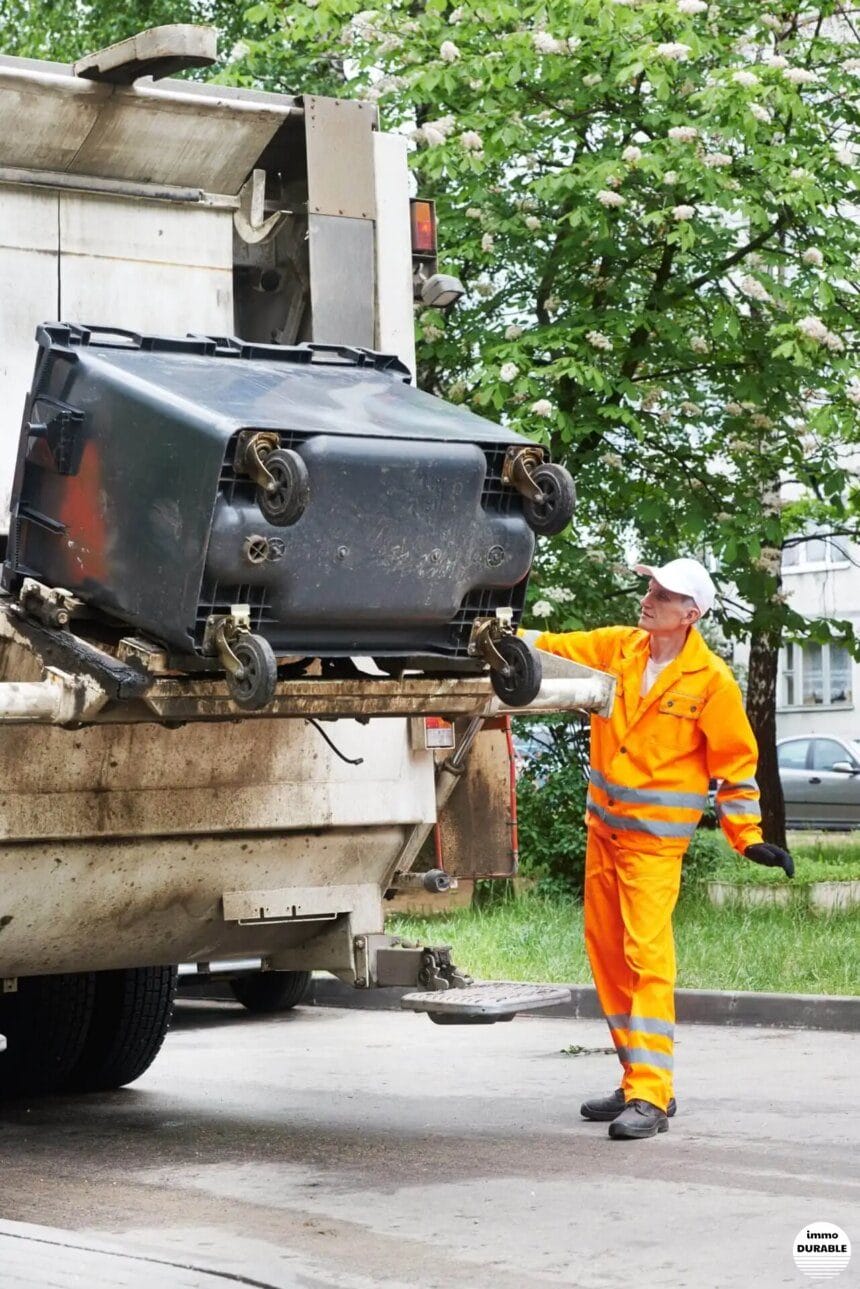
top-left (0, 999), bottom-right (856, 1289)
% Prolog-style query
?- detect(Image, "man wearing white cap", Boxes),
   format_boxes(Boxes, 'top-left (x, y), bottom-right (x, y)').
top-left (528, 557), bottom-right (793, 1140)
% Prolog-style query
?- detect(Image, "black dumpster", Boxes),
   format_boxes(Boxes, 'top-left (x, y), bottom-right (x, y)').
top-left (4, 324), bottom-right (575, 708)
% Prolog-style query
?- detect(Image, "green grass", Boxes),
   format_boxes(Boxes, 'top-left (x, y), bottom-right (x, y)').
top-left (389, 887), bottom-right (860, 996)
top-left (698, 833), bottom-right (860, 884)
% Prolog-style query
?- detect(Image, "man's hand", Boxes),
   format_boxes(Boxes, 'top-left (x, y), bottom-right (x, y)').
top-left (745, 843), bottom-right (795, 879)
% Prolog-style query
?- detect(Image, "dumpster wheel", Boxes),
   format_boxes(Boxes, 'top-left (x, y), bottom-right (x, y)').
top-left (489, 635), bottom-right (542, 707)
top-left (226, 633), bottom-right (278, 710)
top-left (522, 463), bottom-right (576, 537)
top-left (256, 447), bottom-right (310, 527)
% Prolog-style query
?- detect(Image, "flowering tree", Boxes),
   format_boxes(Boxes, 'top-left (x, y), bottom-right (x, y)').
top-left (7, 0), bottom-right (859, 841)
top-left (225, 0), bottom-right (860, 842)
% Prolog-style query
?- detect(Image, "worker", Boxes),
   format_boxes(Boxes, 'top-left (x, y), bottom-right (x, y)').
top-left (526, 558), bottom-right (793, 1140)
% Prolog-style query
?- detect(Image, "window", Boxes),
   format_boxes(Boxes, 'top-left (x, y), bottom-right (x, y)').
top-left (782, 533), bottom-right (850, 572)
top-left (777, 739), bottom-right (810, 769)
top-left (779, 643), bottom-right (854, 709)
top-left (810, 739), bottom-right (852, 771)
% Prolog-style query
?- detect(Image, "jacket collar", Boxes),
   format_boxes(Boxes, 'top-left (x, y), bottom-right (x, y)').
top-left (621, 628), bottom-right (711, 729)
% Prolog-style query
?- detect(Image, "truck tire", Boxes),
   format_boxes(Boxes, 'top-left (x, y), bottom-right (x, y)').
top-left (229, 970), bottom-right (311, 1013)
top-left (0, 972), bottom-right (96, 1097)
top-left (71, 966), bottom-right (178, 1092)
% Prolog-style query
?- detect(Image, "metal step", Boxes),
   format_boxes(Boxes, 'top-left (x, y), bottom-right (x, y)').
top-left (401, 982), bottom-right (571, 1024)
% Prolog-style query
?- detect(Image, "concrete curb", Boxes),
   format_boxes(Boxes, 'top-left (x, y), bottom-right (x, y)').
top-left (308, 976), bottom-right (860, 1032)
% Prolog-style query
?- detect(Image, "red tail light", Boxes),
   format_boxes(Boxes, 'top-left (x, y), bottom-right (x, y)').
top-left (410, 198), bottom-right (437, 258)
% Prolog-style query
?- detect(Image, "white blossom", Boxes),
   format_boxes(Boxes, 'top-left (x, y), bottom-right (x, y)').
top-left (622, 145), bottom-right (643, 163)
top-left (474, 279), bottom-right (494, 298)
top-left (597, 189), bottom-right (625, 208)
top-left (440, 40), bottom-right (460, 62)
top-left (568, 37), bottom-right (581, 53)
top-left (499, 362), bottom-right (519, 382)
top-left (545, 296), bottom-right (563, 317)
top-left (583, 72), bottom-right (602, 86)
top-left (846, 380), bottom-right (860, 407)
top-left (530, 399), bottom-right (554, 418)
top-left (525, 214), bottom-right (542, 230)
top-left (481, 233), bottom-right (494, 252)
top-left (763, 53), bottom-right (788, 68)
top-left (732, 70), bottom-right (758, 88)
top-left (842, 58), bottom-right (860, 74)
top-left (739, 274), bottom-right (773, 304)
top-left (676, 0), bottom-right (708, 12)
top-left (448, 6), bottom-right (464, 21)
top-left (802, 248), bottom-right (824, 267)
top-left (586, 330), bottom-right (614, 351)
top-left (662, 170), bottom-right (679, 184)
top-left (505, 324), bottom-right (524, 340)
top-left (460, 130), bottom-right (484, 151)
top-left (725, 402), bottom-right (743, 415)
top-left (835, 147), bottom-right (855, 165)
top-left (703, 152), bottom-right (733, 167)
top-left (465, 207), bottom-right (483, 219)
top-left (448, 379), bottom-right (467, 402)
top-left (422, 323), bottom-right (443, 340)
top-left (749, 103), bottom-right (772, 123)
top-left (796, 315), bottom-right (844, 351)
top-left (750, 412), bottom-right (775, 429)
top-left (760, 12), bottom-right (782, 28)
top-left (533, 32), bottom-right (564, 54)
top-left (230, 40), bottom-right (250, 59)
top-left (531, 599), bottom-right (554, 617)
top-left (544, 586), bottom-right (575, 603)
top-left (415, 125), bottom-right (447, 148)
top-left (680, 401), bottom-right (701, 415)
top-left (690, 335), bottom-right (710, 353)
top-left (673, 204), bottom-right (696, 220)
top-left (790, 167), bottom-right (809, 180)
top-left (783, 67), bottom-right (818, 85)
top-left (426, 115), bottom-right (455, 138)
top-left (656, 42), bottom-right (692, 61)
top-left (668, 125), bottom-right (699, 142)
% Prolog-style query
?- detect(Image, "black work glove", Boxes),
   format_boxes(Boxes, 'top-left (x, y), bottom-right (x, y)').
top-left (745, 843), bottom-right (795, 879)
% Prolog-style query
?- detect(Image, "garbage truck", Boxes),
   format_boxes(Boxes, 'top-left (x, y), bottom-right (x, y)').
top-left (0, 26), bottom-right (614, 1096)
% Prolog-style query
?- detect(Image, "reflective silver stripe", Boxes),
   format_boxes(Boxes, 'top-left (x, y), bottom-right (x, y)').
top-left (716, 797), bottom-right (761, 818)
top-left (717, 778), bottom-right (758, 794)
top-left (605, 1013), bottom-right (674, 1038)
top-left (616, 1045), bottom-right (674, 1071)
top-left (587, 798), bottom-right (698, 839)
top-left (590, 768), bottom-right (707, 812)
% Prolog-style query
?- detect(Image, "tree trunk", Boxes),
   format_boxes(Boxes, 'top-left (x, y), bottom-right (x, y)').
top-left (745, 627), bottom-right (786, 849)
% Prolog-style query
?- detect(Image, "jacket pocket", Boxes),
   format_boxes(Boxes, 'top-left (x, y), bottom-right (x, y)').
top-left (652, 690), bottom-right (703, 753)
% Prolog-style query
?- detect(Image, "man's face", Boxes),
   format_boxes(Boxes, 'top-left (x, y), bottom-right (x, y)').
top-left (638, 578), bottom-right (699, 634)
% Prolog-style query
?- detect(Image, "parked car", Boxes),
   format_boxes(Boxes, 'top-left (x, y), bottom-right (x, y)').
top-left (776, 734), bottom-right (860, 829)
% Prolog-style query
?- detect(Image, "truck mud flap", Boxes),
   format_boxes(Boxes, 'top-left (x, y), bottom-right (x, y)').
top-left (401, 982), bottom-right (570, 1024)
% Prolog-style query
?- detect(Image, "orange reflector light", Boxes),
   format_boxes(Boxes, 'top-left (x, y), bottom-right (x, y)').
top-left (424, 716), bottom-right (455, 749)
top-left (410, 198), bottom-right (437, 257)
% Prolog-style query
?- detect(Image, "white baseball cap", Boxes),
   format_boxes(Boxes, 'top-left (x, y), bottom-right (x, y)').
top-left (633, 557), bottom-right (716, 616)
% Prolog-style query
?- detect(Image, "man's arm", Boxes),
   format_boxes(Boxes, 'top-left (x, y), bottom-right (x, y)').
top-left (524, 625), bottom-right (630, 672)
top-left (699, 680), bottom-right (794, 877)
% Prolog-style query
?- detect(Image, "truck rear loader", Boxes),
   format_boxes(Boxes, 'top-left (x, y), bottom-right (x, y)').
top-left (0, 26), bottom-right (614, 1096)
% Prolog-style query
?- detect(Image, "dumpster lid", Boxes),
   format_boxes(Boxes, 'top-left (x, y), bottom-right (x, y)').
top-left (38, 323), bottom-right (527, 448)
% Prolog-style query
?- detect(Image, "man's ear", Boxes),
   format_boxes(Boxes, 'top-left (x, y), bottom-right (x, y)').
top-left (687, 606), bottom-right (702, 627)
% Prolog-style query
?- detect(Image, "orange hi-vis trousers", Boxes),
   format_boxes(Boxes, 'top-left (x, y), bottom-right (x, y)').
top-left (584, 828), bottom-right (682, 1112)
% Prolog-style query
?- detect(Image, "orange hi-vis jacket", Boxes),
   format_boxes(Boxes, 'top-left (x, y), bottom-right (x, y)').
top-left (532, 625), bottom-right (764, 856)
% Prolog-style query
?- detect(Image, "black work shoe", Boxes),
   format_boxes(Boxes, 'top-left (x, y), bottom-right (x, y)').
top-left (608, 1098), bottom-right (669, 1140)
top-left (581, 1088), bottom-right (677, 1122)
